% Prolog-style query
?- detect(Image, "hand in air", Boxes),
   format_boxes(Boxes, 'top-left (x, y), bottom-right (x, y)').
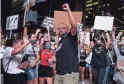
top-left (62, 3), bottom-right (70, 11)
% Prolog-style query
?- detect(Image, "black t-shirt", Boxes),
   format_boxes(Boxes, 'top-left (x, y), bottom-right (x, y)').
top-left (91, 45), bottom-right (107, 68)
top-left (56, 32), bottom-right (79, 75)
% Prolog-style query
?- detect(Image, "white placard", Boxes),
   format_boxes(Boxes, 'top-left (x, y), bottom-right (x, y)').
top-left (93, 16), bottom-right (114, 31)
top-left (6, 15), bottom-right (19, 30)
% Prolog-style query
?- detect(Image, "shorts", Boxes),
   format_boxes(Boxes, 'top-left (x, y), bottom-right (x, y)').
top-left (80, 62), bottom-right (86, 67)
top-left (54, 72), bottom-right (79, 84)
top-left (86, 63), bottom-right (92, 68)
top-left (38, 65), bottom-right (53, 77)
top-left (4, 73), bottom-right (26, 84)
top-left (25, 65), bottom-right (38, 80)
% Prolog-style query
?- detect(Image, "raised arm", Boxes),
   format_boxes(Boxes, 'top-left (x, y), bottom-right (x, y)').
top-left (105, 31), bottom-right (111, 49)
top-left (90, 29), bottom-right (94, 48)
top-left (12, 40), bottom-right (30, 55)
top-left (35, 29), bottom-right (41, 38)
top-left (23, 26), bottom-right (28, 38)
top-left (112, 27), bottom-right (116, 41)
top-left (62, 3), bottom-right (77, 36)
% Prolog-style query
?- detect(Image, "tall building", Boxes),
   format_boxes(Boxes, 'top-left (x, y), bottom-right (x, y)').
top-left (85, 0), bottom-right (124, 30)
top-left (85, 0), bottom-right (101, 26)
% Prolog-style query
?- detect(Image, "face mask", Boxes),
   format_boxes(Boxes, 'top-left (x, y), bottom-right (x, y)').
top-left (30, 40), bottom-right (37, 44)
top-left (45, 43), bottom-right (51, 50)
top-left (96, 44), bottom-right (102, 48)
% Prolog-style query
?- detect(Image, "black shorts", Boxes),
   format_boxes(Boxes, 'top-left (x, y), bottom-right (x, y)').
top-left (38, 65), bottom-right (53, 77)
top-left (4, 72), bottom-right (26, 84)
top-left (80, 62), bottom-right (86, 67)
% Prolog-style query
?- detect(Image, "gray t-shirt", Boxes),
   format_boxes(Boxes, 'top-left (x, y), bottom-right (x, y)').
top-left (23, 43), bottom-right (40, 63)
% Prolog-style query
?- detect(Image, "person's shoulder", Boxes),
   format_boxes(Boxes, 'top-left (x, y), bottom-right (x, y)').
top-left (5, 47), bottom-right (13, 51)
top-left (68, 32), bottom-right (77, 36)
top-left (3, 47), bottom-right (14, 57)
top-left (103, 46), bottom-right (108, 52)
top-left (26, 43), bottom-right (32, 49)
top-left (67, 32), bottom-right (77, 41)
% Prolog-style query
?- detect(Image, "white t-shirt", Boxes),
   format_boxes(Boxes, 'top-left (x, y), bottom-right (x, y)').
top-left (23, 43), bottom-right (40, 63)
top-left (2, 47), bottom-right (24, 74)
top-left (0, 45), bottom-right (5, 59)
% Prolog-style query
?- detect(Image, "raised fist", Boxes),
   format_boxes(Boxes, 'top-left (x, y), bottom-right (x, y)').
top-left (112, 26), bottom-right (116, 31)
top-left (23, 36), bottom-right (30, 45)
top-left (36, 29), bottom-right (41, 33)
top-left (62, 3), bottom-right (70, 11)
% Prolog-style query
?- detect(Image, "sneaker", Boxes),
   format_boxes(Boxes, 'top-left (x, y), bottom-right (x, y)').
top-left (82, 81), bottom-right (85, 84)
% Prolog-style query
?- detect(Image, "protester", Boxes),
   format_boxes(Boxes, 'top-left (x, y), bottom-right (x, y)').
top-left (80, 44), bottom-right (88, 84)
top-left (2, 38), bottom-right (30, 84)
top-left (79, 27), bottom-right (93, 83)
top-left (23, 33), bottom-right (40, 84)
top-left (90, 30), bottom-right (111, 84)
top-left (38, 34), bottom-right (55, 84)
top-left (112, 30), bottom-right (124, 84)
top-left (54, 3), bottom-right (79, 84)
top-left (85, 47), bottom-right (93, 83)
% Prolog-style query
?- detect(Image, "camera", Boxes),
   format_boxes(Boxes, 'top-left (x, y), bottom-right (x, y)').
top-left (21, 54), bottom-right (30, 63)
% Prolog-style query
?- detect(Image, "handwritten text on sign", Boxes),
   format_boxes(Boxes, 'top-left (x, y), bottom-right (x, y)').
top-left (41, 16), bottom-right (54, 31)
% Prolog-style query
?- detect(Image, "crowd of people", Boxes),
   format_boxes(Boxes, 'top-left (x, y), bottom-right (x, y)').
top-left (0, 3), bottom-right (124, 84)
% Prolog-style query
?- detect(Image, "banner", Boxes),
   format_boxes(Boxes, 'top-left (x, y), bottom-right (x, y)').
top-left (93, 16), bottom-right (114, 31)
top-left (54, 11), bottom-right (83, 32)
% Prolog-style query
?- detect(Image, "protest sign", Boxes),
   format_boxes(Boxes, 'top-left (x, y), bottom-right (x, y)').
top-left (93, 16), bottom-right (114, 31)
top-left (54, 11), bottom-right (83, 32)
top-left (6, 15), bottom-right (19, 30)
top-left (41, 16), bottom-right (54, 31)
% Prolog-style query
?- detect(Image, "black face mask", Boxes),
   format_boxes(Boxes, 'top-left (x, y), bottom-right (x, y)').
top-left (96, 44), bottom-right (102, 48)
top-left (120, 46), bottom-right (124, 56)
top-left (94, 44), bottom-right (104, 54)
